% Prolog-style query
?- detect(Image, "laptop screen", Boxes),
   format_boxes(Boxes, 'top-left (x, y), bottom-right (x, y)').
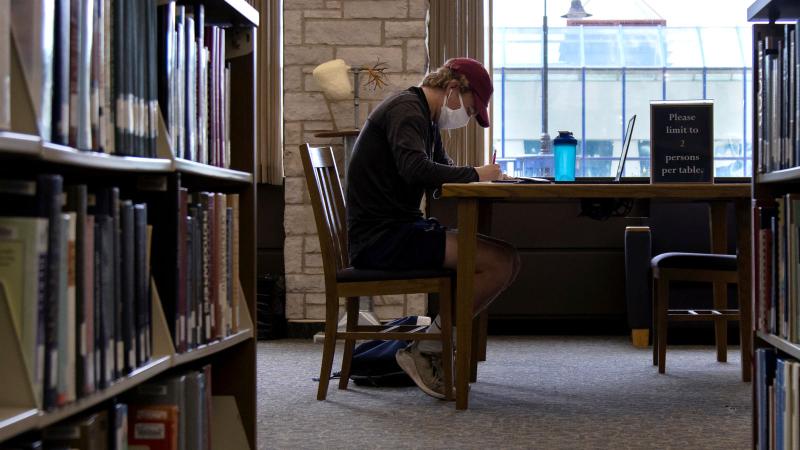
top-left (614, 115), bottom-right (637, 182)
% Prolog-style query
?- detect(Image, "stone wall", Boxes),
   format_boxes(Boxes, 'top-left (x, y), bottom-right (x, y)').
top-left (283, 0), bottom-right (429, 321)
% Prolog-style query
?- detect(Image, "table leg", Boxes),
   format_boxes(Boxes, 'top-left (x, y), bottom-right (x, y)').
top-left (456, 198), bottom-right (478, 410)
top-left (735, 199), bottom-right (752, 382)
top-left (709, 202), bottom-right (728, 362)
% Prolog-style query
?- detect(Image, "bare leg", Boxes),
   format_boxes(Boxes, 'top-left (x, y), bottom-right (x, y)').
top-left (443, 231), bottom-right (519, 316)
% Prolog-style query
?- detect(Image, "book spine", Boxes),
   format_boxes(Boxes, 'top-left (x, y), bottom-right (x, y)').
top-left (51, 0), bottom-right (70, 144)
top-left (121, 200), bottom-right (135, 374)
top-left (38, 174), bottom-right (63, 410)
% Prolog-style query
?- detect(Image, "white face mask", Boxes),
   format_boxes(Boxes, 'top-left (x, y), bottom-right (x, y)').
top-left (437, 89), bottom-right (470, 130)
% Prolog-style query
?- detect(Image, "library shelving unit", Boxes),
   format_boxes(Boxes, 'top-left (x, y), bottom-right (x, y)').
top-left (748, 0), bottom-right (799, 447)
top-left (0, 0), bottom-right (259, 448)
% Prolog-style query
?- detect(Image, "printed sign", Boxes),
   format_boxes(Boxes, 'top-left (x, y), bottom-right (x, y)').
top-left (650, 100), bottom-right (714, 183)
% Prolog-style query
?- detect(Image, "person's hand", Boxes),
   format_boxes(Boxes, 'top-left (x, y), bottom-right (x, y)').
top-left (475, 164), bottom-right (502, 181)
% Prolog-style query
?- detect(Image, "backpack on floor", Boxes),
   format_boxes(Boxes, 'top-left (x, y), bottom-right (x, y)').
top-left (337, 316), bottom-right (429, 387)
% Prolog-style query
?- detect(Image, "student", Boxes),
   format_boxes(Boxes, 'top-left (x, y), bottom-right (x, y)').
top-left (346, 57), bottom-right (521, 399)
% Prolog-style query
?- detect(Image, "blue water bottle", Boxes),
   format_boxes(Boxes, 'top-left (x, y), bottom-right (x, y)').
top-left (553, 131), bottom-right (577, 182)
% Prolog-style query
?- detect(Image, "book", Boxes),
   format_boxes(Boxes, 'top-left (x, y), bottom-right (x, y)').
top-left (111, 402), bottom-right (128, 450)
top-left (56, 212), bottom-right (77, 406)
top-left (184, 370), bottom-right (206, 450)
top-left (131, 375), bottom-right (186, 450)
top-left (51, 0), bottom-right (69, 144)
top-left (42, 410), bottom-right (109, 450)
top-left (121, 200), bottom-right (136, 374)
top-left (134, 203), bottom-right (149, 366)
top-left (37, 174), bottom-right (64, 410)
top-left (65, 185), bottom-right (96, 397)
top-left (129, 404), bottom-right (178, 450)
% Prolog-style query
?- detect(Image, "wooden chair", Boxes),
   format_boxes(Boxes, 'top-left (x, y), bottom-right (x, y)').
top-left (651, 252), bottom-right (743, 379)
top-left (300, 144), bottom-right (457, 401)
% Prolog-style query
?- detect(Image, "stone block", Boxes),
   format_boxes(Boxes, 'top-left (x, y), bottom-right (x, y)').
top-left (306, 293), bottom-right (327, 304)
top-left (305, 267), bottom-right (325, 275)
top-left (284, 236), bottom-right (304, 273)
top-left (305, 237), bottom-right (321, 253)
top-left (284, 122), bottom-right (303, 146)
top-left (343, 1), bottom-right (407, 18)
top-left (305, 20), bottom-right (382, 45)
top-left (285, 293), bottom-right (306, 319)
top-left (304, 120), bottom-right (336, 131)
top-left (326, 1), bottom-right (342, 8)
top-left (374, 304), bottom-right (405, 320)
top-left (284, 45), bottom-right (335, 66)
top-left (408, 0), bottom-right (427, 18)
top-left (284, 92), bottom-right (330, 121)
top-left (284, 204), bottom-right (317, 235)
top-left (384, 39), bottom-right (403, 46)
top-left (336, 47), bottom-right (403, 75)
top-left (284, 0), bottom-right (326, 9)
top-left (304, 9), bottom-right (342, 18)
top-left (284, 176), bottom-right (309, 204)
top-left (283, 144), bottom-right (304, 177)
top-left (305, 252), bottom-right (323, 268)
top-left (286, 273), bottom-right (326, 293)
top-left (283, 66), bottom-right (304, 92)
top-left (405, 39), bottom-right (427, 73)
top-left (406, 293), bottom-right (427, 315)
top-left (304, 73), bottom-right (322, 92)
top-left (305, 304), bottom-right (327, 320)
top-left (385, 20), bottom-right (426, 39)
top-left (283, 10), bottom-right (303, 45)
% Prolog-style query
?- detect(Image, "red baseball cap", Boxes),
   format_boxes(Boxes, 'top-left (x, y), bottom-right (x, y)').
top-left (445, 57), bottom-right (493, 128)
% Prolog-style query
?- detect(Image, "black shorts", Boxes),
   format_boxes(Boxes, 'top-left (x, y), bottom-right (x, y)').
top-left (352, 218), bottom-right (448, 270)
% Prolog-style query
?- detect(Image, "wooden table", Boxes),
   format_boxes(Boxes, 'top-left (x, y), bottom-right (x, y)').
top-left (440, 182), bottom-right (752, 410)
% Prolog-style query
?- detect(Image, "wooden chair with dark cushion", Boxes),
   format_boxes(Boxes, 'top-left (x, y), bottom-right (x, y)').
top-left (300, 143), bottom-right (457, 401)
top-left (651, 252), bottom-right (744, 379)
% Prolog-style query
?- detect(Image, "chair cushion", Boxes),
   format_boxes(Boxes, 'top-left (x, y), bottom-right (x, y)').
top-left (336, 266), bottom-right (454, 283)
top-left (650, 252), bottom-right (737, 271)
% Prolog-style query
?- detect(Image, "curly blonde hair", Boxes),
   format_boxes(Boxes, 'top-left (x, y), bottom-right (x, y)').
top-left (420, 66), bottom-right (471, 93)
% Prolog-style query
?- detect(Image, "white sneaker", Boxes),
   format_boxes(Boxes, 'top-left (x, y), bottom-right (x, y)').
top-left (395, 345), bottom-right (448, 400)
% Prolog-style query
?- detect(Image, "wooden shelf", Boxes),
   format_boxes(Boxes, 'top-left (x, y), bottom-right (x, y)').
top-left (174, 158), bottom-right (253, 184)
top-left (756, 331), bottom-right (800, 360)
top-left (41, 143), bottom-right (174, 172)
top-left (748, 0), bottom-right (800, 21)
top-left (0, 131), bottom-right (41, 156)
top-left (38, 356), bottom-right (172, 429)
top-left (193, 0), bottom-right (259, 27)
top-left (171, 329), bottom-right (253, 367)
top-left (757, 166), bottom-right (800, 184)
top-left (0, 408), bottom-right (38, 443)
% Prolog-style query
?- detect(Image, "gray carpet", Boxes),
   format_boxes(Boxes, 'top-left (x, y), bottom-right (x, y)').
top-left (256, 336), bottom-right (751, 449)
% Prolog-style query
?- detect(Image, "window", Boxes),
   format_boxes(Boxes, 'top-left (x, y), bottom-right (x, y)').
top-left (492, 1), bottom-right (752, 178)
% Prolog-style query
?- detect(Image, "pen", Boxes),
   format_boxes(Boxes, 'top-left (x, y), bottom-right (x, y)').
top-left (492, 150), bottom-right (497, 164)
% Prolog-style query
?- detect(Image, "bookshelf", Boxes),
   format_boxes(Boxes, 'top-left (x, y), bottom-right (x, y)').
top-left (749, 1), bottom-right (799, 447)
top-left (0, 0), bottom-right (258, 448)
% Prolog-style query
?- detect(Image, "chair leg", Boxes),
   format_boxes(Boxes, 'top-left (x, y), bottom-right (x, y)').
top-left (652, 278), bottom-right (658, 366)
top-left (477, 310), bottom-right (488, 362)
top-left (712, 281), bottom-right (728, 363)
top-left (338, 297), bottom-right (359, 390)
top-left (439, 279), bottom-right (454, 401)
top-left (657, 277), bottom-right (669, 374)
top-left (317, 293), bottom-right (340, 401)
top-left (470, 316), bottom-right (479, 383)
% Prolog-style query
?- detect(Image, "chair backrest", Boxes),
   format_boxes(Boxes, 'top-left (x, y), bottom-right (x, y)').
top-left (300, 144), bottom-right (349, 278)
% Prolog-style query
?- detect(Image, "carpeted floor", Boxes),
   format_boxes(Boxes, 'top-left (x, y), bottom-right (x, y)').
top-left (256, 336), bottom-right (751, 449)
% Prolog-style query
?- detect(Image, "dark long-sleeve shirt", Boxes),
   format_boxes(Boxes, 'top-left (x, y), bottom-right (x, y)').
top-left (346, 86), bottom-right (478, 263)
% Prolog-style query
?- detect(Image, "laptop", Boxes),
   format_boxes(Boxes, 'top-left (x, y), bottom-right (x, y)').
top-left (496, 115), bottom-right (637, 184)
